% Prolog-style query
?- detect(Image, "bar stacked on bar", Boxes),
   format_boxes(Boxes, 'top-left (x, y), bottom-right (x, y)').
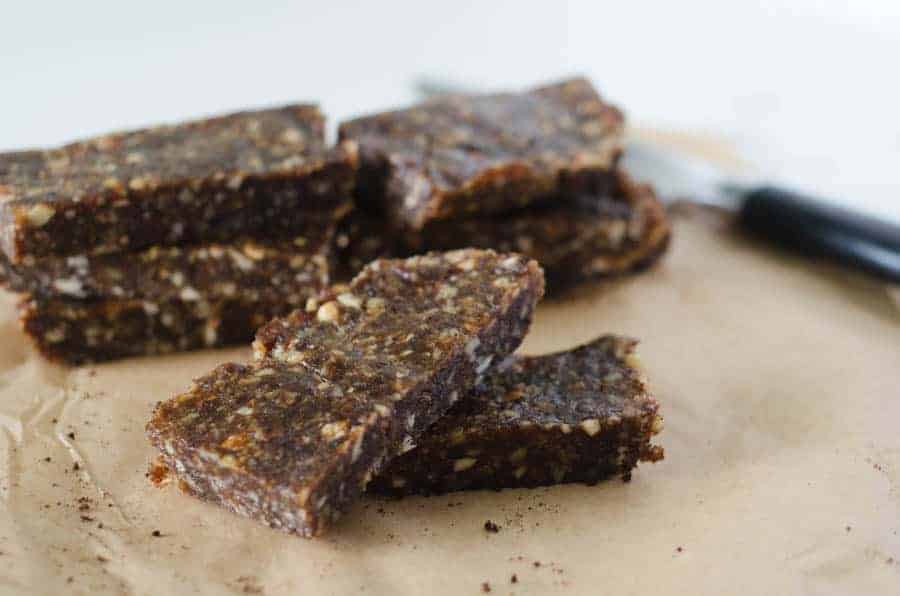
top-left (336, 77), bottom-right (671, 291)
top-left (366, 335), bottom-right (664, 497)
top-left (147, 249), bottom-right (545, 536)
top-left (0, 105), bottom-right (357, 363)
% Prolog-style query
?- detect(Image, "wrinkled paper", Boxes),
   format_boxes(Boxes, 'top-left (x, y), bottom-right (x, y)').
top-left (1, 204), bottom-right (898, 595)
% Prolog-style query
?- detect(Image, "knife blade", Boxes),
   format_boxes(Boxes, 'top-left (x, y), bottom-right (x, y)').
top-left (621, 139), bottom-right (900, 282)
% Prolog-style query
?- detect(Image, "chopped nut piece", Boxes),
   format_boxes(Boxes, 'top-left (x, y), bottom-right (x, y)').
top-left (580, 419), bottom-right (602, 436)
top-left (453, 458), bottom-right (478, 472)
top-left (335, 292), bottom-right (362, 309)
top-left (25, 204), bottom-right (55, 227)
top-left (148, 249), bottom-right (544, 537)
top-left (367, 336), bottom-right (663, 496)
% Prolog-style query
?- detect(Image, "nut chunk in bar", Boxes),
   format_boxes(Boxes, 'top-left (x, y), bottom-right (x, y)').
top-left (147, 249), bottom-right (545, 536)
top-left (404, 171), bottom-right (671, 293)
top-left (0, 104), bottom-right (356, 262)
top-left (338, 77), bottom-right (623, 229)
top-left (367, 336), bottom-right (664, 497)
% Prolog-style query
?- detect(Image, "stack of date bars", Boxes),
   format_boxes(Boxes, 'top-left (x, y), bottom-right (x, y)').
top-left (143, 78), bottom-right (669, 537)
top-left (335, 76), bottom-right (671, 291)
top-left (148, 249), bottom-right (664, 536)
top-left (0, 106), bottom-right (358, 363)
top-left (0, 77), bottom-right (669, 365)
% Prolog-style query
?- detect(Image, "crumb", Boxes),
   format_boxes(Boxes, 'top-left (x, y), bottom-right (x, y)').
top-left (481, 581), bottom-right (491, 592)
top-left (67, 431), bottom-right (76, 440)
top-left (80, 515), bottom-right (94, 522)
top-left (887, 557), bottom-right (894, 564)
top-left (97, 523), bottom-right (104, 529)
top-left (52, 418), bottom-right (58, 424)
top-left (87, 369), bottom-right (97, 377)
top-left (97, 555), bottom-right (108, 562)
top-left (43, 457), bottom-right (51, 463)
top-left (533, 561), bottom-right (541, 567)
top-left (66, 577), bottom-right (73, 584)
top-left (676, 546), bottom-right (683, 553)
top-left (845, 525), bottom-right (852, 532)
top-left (73, 462), bottom-right (80, 471)
top-left (152, 530), bottom-right (162, 537)
top-left (510, 574), bottom-right (518, 584)
top-left (484, 520), bottom-right (500, 533)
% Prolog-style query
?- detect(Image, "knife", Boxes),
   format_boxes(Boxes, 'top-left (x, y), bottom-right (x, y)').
top-left (620, 140), bottom-right (900, 283)
top-left (414, 78), bottom-right (900, 283)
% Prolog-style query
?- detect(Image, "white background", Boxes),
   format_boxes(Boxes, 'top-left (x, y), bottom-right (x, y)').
top-left (3, 1), bottom-right (898, 222)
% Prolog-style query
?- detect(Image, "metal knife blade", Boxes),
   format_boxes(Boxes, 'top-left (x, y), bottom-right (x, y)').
top-left (619, 138), bottom-right (748, 210)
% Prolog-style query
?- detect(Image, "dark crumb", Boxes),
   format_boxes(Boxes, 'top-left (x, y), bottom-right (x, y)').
top-left (66, 577), bottom-right (73, 584)
top-left (80, 515), bottom-right (94, 522)
top-left (67, 431), bottom-right (76, 440)
top-left (52, 418), bottom-right (58, 424)
top-left (97, 555), bottom-right (108, 563)
top-left (73, 462), bottom-right (80, 471)
top-left (845, 525), bottom-right (852, 532)
top-left (510, 574), bottom-right (518, 584)
top-left (481, 581), bottom-right (491, 593)
top-left (43, 456), bottom-right (52, 463)
top-left (484, 520), bottom-right (500, 533)
top-left (151, 530), bottom-right (162, 537)
top-left (97, 523), bottom-right (104, 529)
top-left (533, 561), bottom-right (541, 568)
top-left (676, 546), bottom-right (683, 553)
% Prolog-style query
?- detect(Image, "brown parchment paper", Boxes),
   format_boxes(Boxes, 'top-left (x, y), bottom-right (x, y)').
top-left (1, 205), bottom-right (899, 595)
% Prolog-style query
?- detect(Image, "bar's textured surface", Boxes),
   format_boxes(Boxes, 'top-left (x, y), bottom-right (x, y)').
top-left (19, 295), bottom-right (298, 364)
top-left (148, 249), bottom-right (545, 536)
top-left (0, 226), bottom-right (337, 302)
top-left (339, 77), bottom-right (623, 229)
top-left (403, 172), bottom-right (670, 293)
top-left (367, 336), bottom-right (663, 497)
top-left (0, 105), bottom-right (356, 262)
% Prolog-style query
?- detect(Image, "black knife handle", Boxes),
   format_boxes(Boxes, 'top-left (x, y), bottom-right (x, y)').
top-left (738, 186), bottom-right (900, 283)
